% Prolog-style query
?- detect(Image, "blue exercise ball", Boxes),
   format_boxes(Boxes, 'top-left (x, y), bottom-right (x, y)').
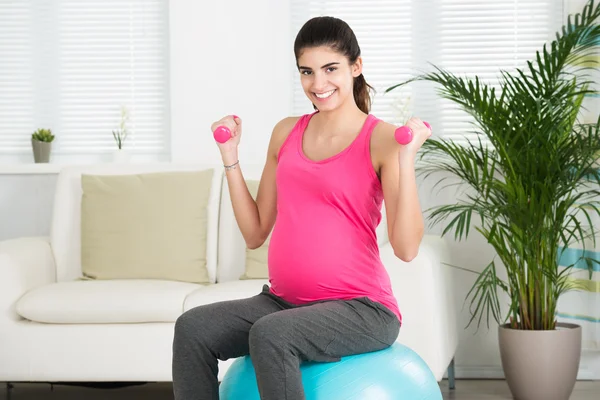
top-left (219, 342), bottom-right (442, 400)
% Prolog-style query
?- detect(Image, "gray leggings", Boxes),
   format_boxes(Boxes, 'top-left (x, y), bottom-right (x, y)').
top-left (172, 285), bottom-right (400, 400)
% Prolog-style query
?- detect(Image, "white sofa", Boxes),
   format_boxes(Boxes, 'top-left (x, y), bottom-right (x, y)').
top-left (0, 163), bottom-right (457, 387)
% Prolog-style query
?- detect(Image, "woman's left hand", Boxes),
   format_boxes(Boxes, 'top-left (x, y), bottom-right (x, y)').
top-left (399, 117), bottom-right (432, 157)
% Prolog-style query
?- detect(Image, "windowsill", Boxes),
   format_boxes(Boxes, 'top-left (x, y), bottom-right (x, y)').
top-left (0, 153), bottom-right (173, 175)
top-left (0, 163), bottom-right (67, 175)
top-left (0, 162), bottom-right (176, 175)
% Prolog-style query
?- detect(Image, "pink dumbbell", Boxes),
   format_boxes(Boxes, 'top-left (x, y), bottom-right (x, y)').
top-left (213, 115), bottom-right (239, 143)
top-left (395, 121), bottom-right (431, 145)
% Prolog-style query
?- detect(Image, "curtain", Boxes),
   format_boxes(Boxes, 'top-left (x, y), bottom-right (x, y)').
top-left (556, 0), bottom-right (600, 350)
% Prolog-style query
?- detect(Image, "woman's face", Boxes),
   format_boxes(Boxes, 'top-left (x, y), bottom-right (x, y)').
top-left (297, 46), bottom-right (362, 112)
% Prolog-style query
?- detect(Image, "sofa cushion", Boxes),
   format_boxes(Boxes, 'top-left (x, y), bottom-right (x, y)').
top-left (184, 279), bottom-right (269, 311)
top-left (241, 180), bottom-right (271, 279)
top-left (80, 170), bottom-right (213, 283)
top-left (16, 280), bottom-right (201, 323)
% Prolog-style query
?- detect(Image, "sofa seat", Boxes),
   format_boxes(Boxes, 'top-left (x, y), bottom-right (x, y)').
top-left (15, 279), bottom-right (202, 324)
top-left (184, 279), bottom-right (269, 311)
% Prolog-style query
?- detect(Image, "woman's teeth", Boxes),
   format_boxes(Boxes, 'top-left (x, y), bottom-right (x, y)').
top-left (315, 89), bottom-right (335, 99)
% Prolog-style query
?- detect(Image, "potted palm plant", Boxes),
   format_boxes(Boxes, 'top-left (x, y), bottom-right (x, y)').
top-left (386, 1), bottom-right (600, 399)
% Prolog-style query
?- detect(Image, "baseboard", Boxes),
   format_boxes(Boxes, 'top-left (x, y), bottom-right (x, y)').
top-left (453, 366), bottom-right (505, 379)
top-left (451, 365), bottom-right (597, 380)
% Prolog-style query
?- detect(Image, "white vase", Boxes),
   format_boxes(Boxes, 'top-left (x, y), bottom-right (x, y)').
top-left (112, 149), bottom-right (131, 163)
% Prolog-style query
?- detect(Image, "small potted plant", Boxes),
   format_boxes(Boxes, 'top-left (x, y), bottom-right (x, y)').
top-left (112, 105), bottom-right (130, 163)
top-left (31, 128), bottom-right (55, 163)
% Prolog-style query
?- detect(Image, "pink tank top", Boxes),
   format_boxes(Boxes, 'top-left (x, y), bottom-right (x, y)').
top-left (267, 111), bottom-right (402, 322)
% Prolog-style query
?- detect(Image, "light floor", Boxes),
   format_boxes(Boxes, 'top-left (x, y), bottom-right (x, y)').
top-left (1, 380), bottom-right (599, 400)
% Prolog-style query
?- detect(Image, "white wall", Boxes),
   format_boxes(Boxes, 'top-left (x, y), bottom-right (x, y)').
top-left (1, 0), bottom-right (599, 381)
top-left (169, 0), bottom-right (293, 167)
top-left (0, 174), bottom-right (57, 240)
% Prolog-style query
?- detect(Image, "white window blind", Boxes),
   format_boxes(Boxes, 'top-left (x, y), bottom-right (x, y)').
top-left (0, 0), bottom-right (169, 161)
top-left (290, 0), bottom-right (564, 145)
top-left (436, 0), bottom-right (563, 143)
top-left (0, 1), bottom-right (34, 156)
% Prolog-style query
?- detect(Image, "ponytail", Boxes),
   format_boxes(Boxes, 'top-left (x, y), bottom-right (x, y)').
top-left (353, 74), bottom-right (374, 114)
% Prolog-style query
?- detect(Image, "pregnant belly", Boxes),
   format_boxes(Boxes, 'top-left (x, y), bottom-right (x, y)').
top-left (267, 221), bottom-right (377, 303)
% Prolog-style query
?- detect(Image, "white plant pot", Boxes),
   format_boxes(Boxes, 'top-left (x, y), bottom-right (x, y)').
top-left (112, 149), bottom-right (131, 163)
top-left (499, 322), bottom-right (582, 400)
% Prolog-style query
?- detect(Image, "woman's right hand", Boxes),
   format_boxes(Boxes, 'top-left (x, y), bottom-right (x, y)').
top-left (211, 115), bottom-right (242, 162)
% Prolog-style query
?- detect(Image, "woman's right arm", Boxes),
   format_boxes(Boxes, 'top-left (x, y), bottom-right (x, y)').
top-left (214, 116), bottom-right (298, 249)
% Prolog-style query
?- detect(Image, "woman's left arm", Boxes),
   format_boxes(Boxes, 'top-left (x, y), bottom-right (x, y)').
top-left (376, 117), bottom-right (431, 261)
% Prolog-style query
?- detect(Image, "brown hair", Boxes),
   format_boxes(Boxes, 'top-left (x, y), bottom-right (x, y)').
top-left (294, 16), bottom-right (374, 114)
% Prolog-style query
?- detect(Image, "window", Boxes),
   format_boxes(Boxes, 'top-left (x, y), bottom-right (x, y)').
top-left (0, 0), bottom-right (170, 163)
top-left (290, 0), bottom-right (564, 145)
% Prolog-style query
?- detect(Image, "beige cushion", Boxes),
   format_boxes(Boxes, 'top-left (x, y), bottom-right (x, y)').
top-left (184, 279), bottom-right (269, 311)
top-left (240, 180), bottom-right (271, 279)
top-left (80, 170), bottom-right (213, 283)
top-left (16, 280), bottom-right (201, 324)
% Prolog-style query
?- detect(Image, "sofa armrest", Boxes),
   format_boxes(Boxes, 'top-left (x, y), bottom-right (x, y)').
top-left (0, 237), bottom-right (57, 322)
top-left (380, 234), bottom-right (458, 381)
